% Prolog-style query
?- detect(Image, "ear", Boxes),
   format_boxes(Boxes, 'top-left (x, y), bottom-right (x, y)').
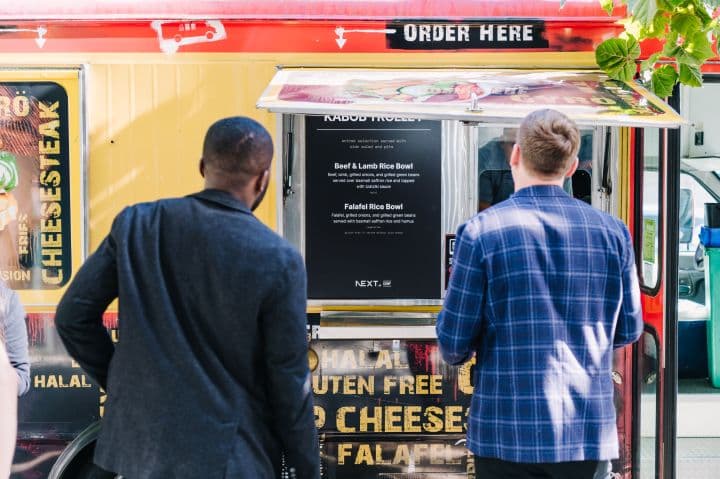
top-left (565, 156), bottom-right (579, 178)
top-left (255, 168), bottom-right (270, 193)
top-left (509, 143), bottom-right (521, 168)
top-left (199, 159), bottom-right (205, 178)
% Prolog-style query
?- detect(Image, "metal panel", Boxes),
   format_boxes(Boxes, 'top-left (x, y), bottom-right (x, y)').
top-left (281, 114), bottom-right (305, 254)
top-left (441, 121), bottom-right (476, 298)
top-left (316, 326), bottom-right (437, 340)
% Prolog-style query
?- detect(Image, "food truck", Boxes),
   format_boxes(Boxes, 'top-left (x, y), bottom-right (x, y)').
top-left (0, 1), bottom-right (692, 478)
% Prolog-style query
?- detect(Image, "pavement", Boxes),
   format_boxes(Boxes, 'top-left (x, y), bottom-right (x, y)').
top-left (640, 378), bottom-right (720, 478)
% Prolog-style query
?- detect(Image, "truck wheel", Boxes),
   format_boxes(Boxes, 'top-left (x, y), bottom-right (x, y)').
top-left (56, 442), bottom-right (117, 478)
top-left (49, 421), bottom-right (117, 479)
top-left (70, 463), bottom-right (119, 479)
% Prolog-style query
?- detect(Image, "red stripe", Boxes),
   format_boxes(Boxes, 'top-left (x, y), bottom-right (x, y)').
top-left (0, 20), bottom-right (622, 53)
top-left (0, 1), bottom-right (625, 21)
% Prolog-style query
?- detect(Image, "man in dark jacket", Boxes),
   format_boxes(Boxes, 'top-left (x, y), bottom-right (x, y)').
top-left (55, 117), bottom-right (319, 479)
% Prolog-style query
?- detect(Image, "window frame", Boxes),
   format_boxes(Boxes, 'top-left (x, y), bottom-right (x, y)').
top-left (634, 127), bottom-right (665, 295)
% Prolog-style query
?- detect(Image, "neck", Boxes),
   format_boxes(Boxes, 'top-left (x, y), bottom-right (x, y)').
top-left (513, 176), bottom-right (565, 191)
top-left (512, 164), bottom-right (565, 192)
top-left (204, 178), bottom-right (254, 208)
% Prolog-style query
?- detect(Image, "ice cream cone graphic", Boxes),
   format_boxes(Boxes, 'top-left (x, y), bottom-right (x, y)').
top-left (0, 150), bottom-right (19, 231)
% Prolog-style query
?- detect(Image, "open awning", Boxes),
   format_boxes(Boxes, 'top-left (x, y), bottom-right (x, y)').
top-left (257, 68), bottom-right (684, 128)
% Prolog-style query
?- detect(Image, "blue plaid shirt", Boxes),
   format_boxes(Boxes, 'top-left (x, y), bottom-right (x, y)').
top-left (437, 185), bottom-right (642, 463)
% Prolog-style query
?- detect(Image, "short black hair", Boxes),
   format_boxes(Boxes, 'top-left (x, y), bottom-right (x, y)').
top-left (202, 117), bottom-right (273, 179)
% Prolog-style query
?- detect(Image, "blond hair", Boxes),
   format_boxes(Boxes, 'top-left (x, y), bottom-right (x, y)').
top-left (518, 109), bottom-right (580, 178)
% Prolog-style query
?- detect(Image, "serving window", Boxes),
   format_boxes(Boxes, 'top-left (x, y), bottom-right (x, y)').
top-left (260, 68), bottom-right (682, 306)
top-left (476, 127), bottom-right (596, 211)
top-left (281, 117), bottom-right (605, 305)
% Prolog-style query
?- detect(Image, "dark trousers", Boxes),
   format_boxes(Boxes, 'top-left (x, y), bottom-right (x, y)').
top-left (474, 456), bottom-right (612, 479)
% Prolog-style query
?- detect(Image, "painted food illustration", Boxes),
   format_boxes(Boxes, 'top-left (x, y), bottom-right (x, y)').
top-left (0, 150), bottom-right (18, 231)
top-left (278, 76), bottom-right (566, 104)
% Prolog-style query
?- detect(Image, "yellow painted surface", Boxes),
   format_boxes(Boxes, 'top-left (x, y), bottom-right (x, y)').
top-left (86, 61), bottom-right (283, 249)
top-left (618, 127), bottom-right (631, 224)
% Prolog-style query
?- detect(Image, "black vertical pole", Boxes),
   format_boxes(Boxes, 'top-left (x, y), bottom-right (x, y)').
top-left (663, 84), bottom-right (681, 479)
top-left (631, 128), bottom-right (644, 478)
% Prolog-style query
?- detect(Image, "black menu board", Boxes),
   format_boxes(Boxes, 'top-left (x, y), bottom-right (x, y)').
top-left (305, 115), bottom-right (441, 299)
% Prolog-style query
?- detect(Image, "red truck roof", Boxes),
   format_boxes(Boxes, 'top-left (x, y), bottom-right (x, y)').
top-left (0, 0), bottom-right (624, 21)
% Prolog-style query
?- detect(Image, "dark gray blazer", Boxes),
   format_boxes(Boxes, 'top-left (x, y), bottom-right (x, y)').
top-left (55, 189), bottom-right (319, 479)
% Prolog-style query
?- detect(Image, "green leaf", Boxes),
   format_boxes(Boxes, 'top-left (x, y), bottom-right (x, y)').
top-left (641, 52), bottom-right (662, 73)
top-left (694, 2), bottom-right (713, 26)
top-left (671, 12), bottom-right (702, 37)
top-left (596, 37), bottom-right (641, 81)
top-left (662, 31), bottom-right (681, 57)
top-left (679, 63), bottom-right (703, 87)
top-left (559, 0), bottom-right (567, 8)
top-left (628, 0), bottom-right (659, 25)
top-left (600, 0), bottom-right (614, 15)
top-left (641, 12), bottom-right (670, 38)
top-left (676, 31), bottom-right (716, 66)
top-left (651, 65), bottom-right (679, 97)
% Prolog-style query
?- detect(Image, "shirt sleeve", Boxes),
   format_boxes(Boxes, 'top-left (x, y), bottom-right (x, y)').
top-left (614, 224), bottom-right (644, 348)
top-left (436, 222), bottom-right (487, 365)
top-left (261, 248), bottom-right (320, 479)
top-left (55, 229), bottom-right (119, 389)
top-left (4, 290), bottom-right (29, 396)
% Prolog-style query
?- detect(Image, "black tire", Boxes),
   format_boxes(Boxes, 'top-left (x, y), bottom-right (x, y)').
top-left (57, 443), bottom-right (117, 479)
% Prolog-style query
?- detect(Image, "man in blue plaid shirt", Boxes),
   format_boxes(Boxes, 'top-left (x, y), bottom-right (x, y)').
top-left (437, 109), bottom-right (643, 479)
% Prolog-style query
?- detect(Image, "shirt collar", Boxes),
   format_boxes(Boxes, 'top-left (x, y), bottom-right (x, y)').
top-left (189, 189), bottom-right (252, 214)
top-left (511, 185), bottom-right (568, 198)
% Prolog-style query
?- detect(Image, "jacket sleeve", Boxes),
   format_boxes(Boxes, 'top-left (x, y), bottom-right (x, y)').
top-left (261, 248), bottom-right (319, 479)
top-left (4, 291), bottom-right (29, 395)
top-left (436, 222), bottom-right (487, 365)
top-left (55, 231), bottom-right (119, 389)
top-left (614, 224), bottom-right (644, 349)
top-left (0, 341), bottom-right (17, 478)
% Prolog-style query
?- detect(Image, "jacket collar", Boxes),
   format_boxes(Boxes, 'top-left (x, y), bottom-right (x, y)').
top-left (512, 185), bottom-right (568, 198)
top-left (189, 189), bottom-right (253, 214)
